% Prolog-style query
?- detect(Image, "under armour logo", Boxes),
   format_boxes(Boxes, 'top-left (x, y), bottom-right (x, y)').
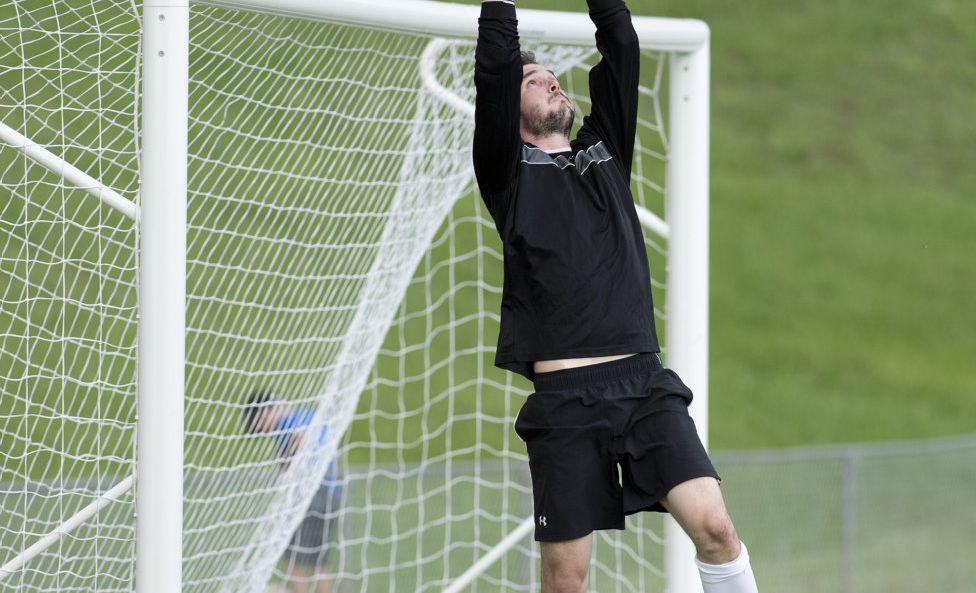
top-left (539, 515), bottom-right (547, 527)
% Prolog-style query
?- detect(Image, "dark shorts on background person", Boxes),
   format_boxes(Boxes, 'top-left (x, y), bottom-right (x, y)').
top-left (285, 482), bottom-right (342, 566)
top-left (515, 353), bottom-right (720, 542)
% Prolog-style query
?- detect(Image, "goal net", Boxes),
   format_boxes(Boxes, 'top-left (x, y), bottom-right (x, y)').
top-left (0, 1), bottom-right (705, 592)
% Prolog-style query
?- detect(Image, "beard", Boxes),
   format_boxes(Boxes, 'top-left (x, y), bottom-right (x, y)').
top-left (522, 101), bottom-right (575, 138)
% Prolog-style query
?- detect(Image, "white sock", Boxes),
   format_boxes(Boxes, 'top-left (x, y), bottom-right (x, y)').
top-left (695, 541), bottom-right (759, 593)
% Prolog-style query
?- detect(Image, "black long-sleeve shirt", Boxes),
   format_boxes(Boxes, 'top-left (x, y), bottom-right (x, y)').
top-left (473, 0), bottom-right (659, 379)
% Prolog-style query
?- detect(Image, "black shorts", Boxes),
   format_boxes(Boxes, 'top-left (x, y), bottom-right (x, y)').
top-left (284, 481), bottom-right (342, 566)
top-left (514, 353), bottom-right (719, 542)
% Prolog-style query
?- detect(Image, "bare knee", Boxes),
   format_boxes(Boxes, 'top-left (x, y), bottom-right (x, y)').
top-left (663, 478), bottom-right (742, 565)
top-left (542, 561), bottom-right (588, 593)
top-left (690, 510), bottom-right (740, 565)
top-left (541, 537), bottom-right (591, 593)
top-left (542, 571), bottom-right (586, 593)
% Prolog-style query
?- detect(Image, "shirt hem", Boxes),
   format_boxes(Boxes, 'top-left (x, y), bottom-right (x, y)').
top-left (495, 341), bottom-right (660, 379)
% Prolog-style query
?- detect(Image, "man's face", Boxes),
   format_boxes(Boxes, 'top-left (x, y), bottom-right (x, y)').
top-left (520, 64), bottom-right (575, 139)
top-left (252, 405), bottom-right (277, 433)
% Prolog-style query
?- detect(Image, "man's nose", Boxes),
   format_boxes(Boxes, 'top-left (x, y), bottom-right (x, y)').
top-left (548, 81), bottom-right (559, 93)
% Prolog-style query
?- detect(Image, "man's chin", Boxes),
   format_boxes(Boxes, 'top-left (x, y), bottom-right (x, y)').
top-left (550, 106), bottom-right (572, 122)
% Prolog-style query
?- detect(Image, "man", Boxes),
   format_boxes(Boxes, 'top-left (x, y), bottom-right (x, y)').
top-left (243, 391), bottom-right (342, 593)
top-left (472, 1), bottom-right (759, 592)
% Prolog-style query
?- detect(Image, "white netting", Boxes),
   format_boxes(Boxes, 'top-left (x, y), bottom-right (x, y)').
top-left (1, 3), bottom-right (671, 592)
top-left (0, 2), bottom-right (140, 591)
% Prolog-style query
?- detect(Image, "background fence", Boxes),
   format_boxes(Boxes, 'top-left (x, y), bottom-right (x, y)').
top-left (714, 432), bottom-right (976, 593)
top-left (9, 433), bottom-right (971, 592)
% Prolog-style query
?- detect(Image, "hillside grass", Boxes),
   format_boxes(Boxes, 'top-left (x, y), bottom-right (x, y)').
top-left (447, 0), bottom-right (976, 447)
top-left (3, 0), bottom-right (974, 488)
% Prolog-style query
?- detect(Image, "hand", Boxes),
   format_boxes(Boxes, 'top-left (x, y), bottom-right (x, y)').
top-left (284, 428), bottom-right (306, 458)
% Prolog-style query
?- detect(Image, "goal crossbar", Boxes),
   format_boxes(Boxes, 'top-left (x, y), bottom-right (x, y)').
top-left (193, 0), bottom-right (709, 51)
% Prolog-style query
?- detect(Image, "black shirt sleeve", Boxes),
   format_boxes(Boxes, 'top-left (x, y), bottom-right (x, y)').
top-left (576, 0), bottom-right (640, 177)
top-left (472, 1), bottom-right (522, 215)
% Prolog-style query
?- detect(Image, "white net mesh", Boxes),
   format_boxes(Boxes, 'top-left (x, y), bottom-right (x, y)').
top-left (1, 3), bottom-right (671, 592)
top-left (0, 2), bottom-right (140, 591)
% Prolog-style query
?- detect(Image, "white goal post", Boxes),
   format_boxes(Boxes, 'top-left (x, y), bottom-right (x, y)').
top-left (0, 0), bottom-right (708, 591)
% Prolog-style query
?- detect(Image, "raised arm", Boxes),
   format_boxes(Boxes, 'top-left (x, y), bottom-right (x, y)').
top-left (577, 0), bottom-right (641, 177)
top-left (472, 0), bottom-right (522, 214)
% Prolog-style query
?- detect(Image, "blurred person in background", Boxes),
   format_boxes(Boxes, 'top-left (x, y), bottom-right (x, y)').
top-left (244, 390), bottom-right (343, 593)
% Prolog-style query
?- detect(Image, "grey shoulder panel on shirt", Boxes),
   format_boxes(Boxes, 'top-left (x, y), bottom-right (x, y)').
top-left (521, 142), bottom-right (612, 174)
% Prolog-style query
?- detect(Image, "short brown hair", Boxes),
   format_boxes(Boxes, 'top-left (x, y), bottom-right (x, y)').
top-left (520, 50), bottom-right (537, 66)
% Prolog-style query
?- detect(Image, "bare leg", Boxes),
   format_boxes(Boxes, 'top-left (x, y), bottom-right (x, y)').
top-left (662, 477), bottom-right (758, 592)
top-left (312, 571), bottom-right (333, 593)
top-left (540, 533), bottom-right (592, 593)
top-left (661, 477), bottom-right (740, 563)
top-left (285, 563), bottom-right (334, 593)
top-left (286, 562), bottom-right (309, 593)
